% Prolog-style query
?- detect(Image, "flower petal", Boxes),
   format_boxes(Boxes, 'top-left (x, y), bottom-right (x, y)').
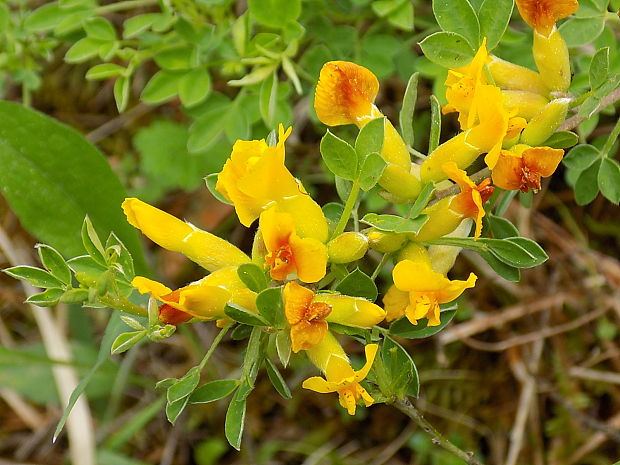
top-left (259, 207), bottom-right (295, 253)
top-left (289, 235), bottom-right (328, 283)
top-left (290, 320), bottom-right (328, 352)
top-left (382, 285), bottom-right (409, 322)
top-left (436, 272), bottom-right (477, 303)
top-left (283, 281), bottom-right (315, 325)
top-left (515, 0), bottom-right (578, 35)
top-left (132, 276), bottom-right (172, 298)
top-left (523, 146), bottom-right (564, 177)
top-left (302, 376), bottom-right (334, 393)
top-left (492, 150), bottom-right (524, 191)
top-left (354, 343), bottom-right (378, 381)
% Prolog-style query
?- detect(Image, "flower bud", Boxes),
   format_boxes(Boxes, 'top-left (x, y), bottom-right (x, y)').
top-left (520, 98), bottom-right (569, 146)
top-left (381, 118), bottom-right (411, 170)
top-left (409, 197), bottom-right (464, 242)
top-left (378, 163), bottom-right (423, 201)
top-left (366, 228), bottom-right (407, 253)
top-left (305, 331), bottom-right (348, 372)
top-left (533, 28), bottom-right (571, 93)
top-left (502, 90), bottom-right (549, 121)
top-left (314, 294), bottom-right (386, 327)
top-left (420, 132), bottom-right (481, 183)
top-left (428, 219), bottom-right (473, 274)
top-left (327, 232), bottom-right (369, 263)
top-left (397, 242), bottom-right (431, 264)
top-left (488, 56), bottom-right (549, 95)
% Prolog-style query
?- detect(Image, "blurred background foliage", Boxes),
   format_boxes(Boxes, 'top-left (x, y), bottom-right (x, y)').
top-left (1, 0), bottom-right (620, 464)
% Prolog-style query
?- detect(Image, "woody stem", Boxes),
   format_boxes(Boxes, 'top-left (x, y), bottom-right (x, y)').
top-left (332, 179), bottom-right (360, 239)
top-left (393, 397), bottom-right (485, 465)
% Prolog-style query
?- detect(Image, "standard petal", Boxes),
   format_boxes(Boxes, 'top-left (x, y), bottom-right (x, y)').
top-left (178, 285), bottom-right (231, 319)
top-left (523, 146), bottom-right (564, 177)
top-left (290, 320), bottom-right (328, 353)
top-left (259, 207), bottom-right (295, 253)
top-left (492, 150), bottom-right (524, 191)
top-left (382, 285), bottom-right (409, 322)
top-left (283, 281), bottom-right (315, 325)
top-left (515, 0), bottom-right (578, 35)
top-left (290, 236), bottom-right (328, 283)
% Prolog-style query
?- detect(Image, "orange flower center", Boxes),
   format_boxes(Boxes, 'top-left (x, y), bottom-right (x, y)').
top-left (477, 178), bottom-right (495, 204)
top-left (303, 301), bottom-right (332, 322)
top-left (451, 178), bottom-right (494, 218)
top-left (519, 166), bottom-right (541, 193)
top-left (159, 289), bottom-right (192, 325)
top-left (265, 243), bottom-right (295, 280)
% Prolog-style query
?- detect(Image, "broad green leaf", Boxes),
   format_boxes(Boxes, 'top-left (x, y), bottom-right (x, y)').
top-left (86, 63), bottom-right (126, 80)
top-left (3, 265), bottom-right (64, 289)
top-left (335, 268), bottom-right (378, 301)
top-left (399, 73), bottom-right (419, 147)
top-left (123, 13), bottom-right (158, 38)
top-left (590, 47), bottom-right (610, 89)
top-left (504, 238), bottom-right (548, 266)
top-left (167, 367), bottom-right (201, 404)
top-left (320, 130), bottom-right (358, 180)
top-left (54, 314), bottom-right (125, 441)
top-left (84, 17), bottom-right (116, 41)
top-left (166, 396), bottom-right (189, 424)
top-left (237, 263), bottom-right (268, 293)
top-left (110, 330), bottom-right (145, 355)
top-left (381, 335), bottom-right (419, 397)
top-left (359, 152), bottom-right (387, 191)
top-left (256, 287), bottom-right (285, 328)
top-left (575, 160), bottom-right (602, 205)
top-left (486, 215), bottom-right (519, 239)
top-left (25, 288), bottom-right (65, 307)
top-left (559, 16), bottom-right (605, 47)
top-left (429, 95), bottom-right (442, 153)
top-left (355, 117), bottom-right (385, 162)
top-left (259, 72), bottom-right (279, 128)
top-left (563, 144), bottom-right (600, 171)
top-left (387, 0), bottom-right (414, 31)
top-left (190, 380), bottom-right (238, 404)
top-left (231, 324), bottom-right (252, 341)
top-left (598, 158), bottom-right (620, 204)
top-left (225, 389), bottom-right (247, 450)
top-left (82, 216), bottom-right (106, 265)
top-left (420, 31), bottom-right (475, 69)
top-left (141, 70), bottom-right (181, 104)
top-left (478, 0), bottom-right (513, 50)
top-left (24, 4), bottom-right (65, 32)
top-left (275, 330), bottom-right (291, 368)
top-left (478, 249), bottom-right (520, 282)
top-left (361, 213), bottom-right (429, 234)
top-left (389, 309), bottom-right (457, 338)
top-left (0, 102), bottom-right (146, 272)
top-left (408, 183), bottom-right (436, 219)
top-left (248, 0), bottom-right (301, 28)
top-left (542, 131), bottom-right (578, 149)
top-left (65, 38), bottom-right (103, 63)
top-left (432, 0), bottom-right (480, 47)
top-left (224, 303), bottom-right (269, 326)
top-left (179, 69), bottom-right (211, 108)
top-left (264, 358), bottom-right (292, 399)
top-left (114, 76), bottom-right (130, 112)
top-left (36, 244), bottom-right (71, 285)
top-left (105, 232), bottom-right (135, 280)
top-left (577, 95), bottom-right (601, 119)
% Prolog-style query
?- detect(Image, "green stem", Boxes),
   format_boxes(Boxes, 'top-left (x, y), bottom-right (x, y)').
top-left (332, 180), bottom-right (361, 239)
top-left (371, 253), bottom-right (391, 280)
top-left (601, 117), bottom-right (620, 156)
top-left (96, 0), bottom-right (158, 14)
top-left (99, 294), bottom-right (147, 318)
top-left (393, 398), bottom-right (484, 465)
top-left (199, 322), bottom-right (233, 370)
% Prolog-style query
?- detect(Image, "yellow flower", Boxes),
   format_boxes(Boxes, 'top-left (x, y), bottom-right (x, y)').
top-left (385, 259), bottom-right (476, 326)
top-left (314, 293), bottom-right (386, 328)
top-left (215, 126), bottom-right (328, 242)
top-left (122, 198), bottom-right (250, 272)
top-left (515, 0), bottom-right (578, 36)
top-left (487, 56), bottom-right (549, 96)
top-left (492, 145), bottom-right (564, 192)
top-left (283, 282), bottom-right (332, 353)
top-left (443, 38), bottom-right (489, 130)
top-left (132, 266), bottom-right (257, 323)
top-left (303, 344), bottom-right (378, 415)
top-left (443, 162), bottom-right (494, 239)
top-left (260, 207), bottom-right (327, 283)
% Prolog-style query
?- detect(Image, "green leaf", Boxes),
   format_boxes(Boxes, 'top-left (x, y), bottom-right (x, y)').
top-left (381, 335), bottom-right (419, 397)
top-left (190, 380), bottom-right (238, 404)
top-left (563, 144), bottom-right (601, 171)
top-left (359, 152), bottom-right (387, 191)
top-left (542, 131), bottom-right (578, 149)
top-left (84, 17), bottom-right (116, 41)
top-left (141, 70), bottom-right (181, 104)
top-left (256, 287), bottom-right (284, 328)
top-left (275, 330), bottom-right (291, 368)
top-left (478, 0), bottom-right (513, 50)
top-left (408, 183), bottom-right (436, 219)
top-left (205, 173), bottom-right (233, 205)
top-left (25, 288), bottom-right (65, 307)
top-left (231, 325), bottom-right (253, 340)
top-left (264, 358), bottom-right (292, 399)
top-left (3, 265), bottom-right (64, 289)
top-left (387, 0), bottom-right (414, 31)
top-left (598, 158), bottom-right (620, 204)
top-left (486, 215), bottom-right (519, 239)
top-left (86, 64), bottom-right (126, 80)
top-left (429, 95), bottom-right (442, 153)
top-left (166, 396), bottom-right (189, 424)
top-left (114, 76), bottom-right (130, 113)
top-left (335, 268), bottom-right (378, 301)
top-left (320, 130), bottom-right (358, 180)
top-left (432, 0), bottom-right (480, 47)
top-left (355, 117), bottom-right (385, 162)
top-left (590, 47), bottom-right (610, 89)
top-left (389, 309), bottom-right (457, 338)
top-left (110, 330), bottom-right (146, 354)
top-left (54, 314), bottom-right (125, 441)
top-left (0, 102), bottom-right (146, 271)
top-left (60, 288), bottom-right (90, 304)
top-left (504, 238), bottom-right (548, 266)
top-left (248, 0), bottom-right (301, 28)
top-left (24, 4), bottom-right (65, 32)
top-left (420, 31), bottom-right (475, 68)
top-left (399, 73), bottom-right (419, 147)
top-left (478, 249), bottom-right (520, 282)
top-left (577, 95), bottom-right (601, 119)
top-left (65, 37), bottom-right (103, 63)
top-left (179, 69), bottom-right (211, 108)
top-left (224, 303), bottom-right (269, 326)
top-left (154, 46), bottom-right (194, 70)
top-left (559, 16), bottom-right (605, 47)
top-left (123, 13), bottom-right (158, 38)
top-left (259, 72), bottom-right (279, 128)
top-left (225, 389), bottom-right (247, 450)
top-left (167, 367), bottom-right (201, 404)
top-left (361, 213), bottom-right (429, 234)
top-left (105, 233), bottom-right (135, 280)
top-left (36, 244), bottom-right (71, 285)
top-left (575, 159), bottom-right (602, 205)
top-left (81, 216), bottom-right (106, 265)
top-left (237, 263), bottom-right (268, 293)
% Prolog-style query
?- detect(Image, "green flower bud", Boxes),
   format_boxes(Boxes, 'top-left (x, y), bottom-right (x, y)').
top-left (327, 232), bottom-right (369, 263)
top-left (520, 98), bottom-right (570, 146)
top-left (378, 163), bottom-right (422, 202)
top-left (366, 228), bottom-right (407, 253)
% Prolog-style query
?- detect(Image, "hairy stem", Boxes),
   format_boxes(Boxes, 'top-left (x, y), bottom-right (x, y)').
top-left (393, 397), bottom-right (484, 465)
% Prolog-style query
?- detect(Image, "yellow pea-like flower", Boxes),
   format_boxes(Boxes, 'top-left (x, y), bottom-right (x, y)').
top-left (327, 232), bottom-right (369, 264)
top-left (303, 343), bottom-right (378, 415)
top-left (515, 0), bottom-right (578, 37)
top-left (122, 198), bottom-right (250, 272)
top-left (283, 281), bottom-right (331, 353)
top-left (487, 56), bottom-right (549, 96)
top-left (492, 145), bottom-right (564, 192)
top-left (313, 293), bottom-right (386, 328)
top-left (502, 90), bottom-right (549, 121)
